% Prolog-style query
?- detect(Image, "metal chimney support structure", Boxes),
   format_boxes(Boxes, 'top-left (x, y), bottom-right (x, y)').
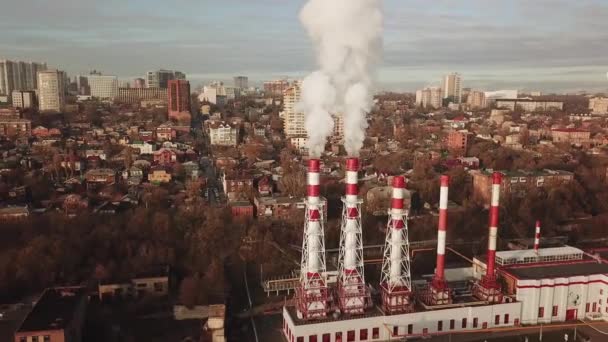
top-left (473, 172), bottom-right (503, 304)
top-left (296, 159), bottom-right (331, 319)
top-left (534, 220), bottom-right (541, 253)
top-left (380, 176), bottom-right (413, 314)
top-left (337, 157), bottom-right (370, 315)
top-left (424, 175), bottom-right (452, 305)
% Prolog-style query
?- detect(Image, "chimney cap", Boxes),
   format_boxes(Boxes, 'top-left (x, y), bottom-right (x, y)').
top-left (492, 172), bottom-right (503, 184)
top-left (346, 157), bottom-right (359, 171)
top-left (440, 175), bottom-right (450, 186)
top-left (308, 159), bottom-right (320, 172)
top-left (392, 176), bottom-right (405, 189)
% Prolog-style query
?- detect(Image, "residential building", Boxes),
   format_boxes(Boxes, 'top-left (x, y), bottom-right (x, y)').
top-left (495, 99), bottom-right (564, 112)
top-left (443, 72), bottom-right (462, 104)
top-left (234, 76), bottom-right (248, 90)
top-left (472, 169), bottom-right (574, 203)
top-left (589, 97), bottom-right (608, 115)
top-left (146, 69), bottom-right (183, 88)
top-left (87, 75), bottom-right (118, 99)
top-left (37, 70), bottom-right (66, 112)
top-left (551, 128), bottom-right (591, 145)
top-left (467, 90), bottom-right (486, 109)
top-left (0, 117), bottom-right (31, 137)
top-left (133, 78), bottom-right (146, 88)
top-left (155, 123), bottom-right (176, 141)
top-left (85, 169), bottom-right (116, 187)
top-left (254, 196), bottom-right (327, 221)
top-left (0, 59), bottom-right (47, 95)
top-left (264, 79), bottom-right (290, 96)
top-left (282, 82), bottom-right (306, 137)
top-left (14, 287), bottom-right (87, 342)
top-left (444, 130), bottom-right (470, 156)
top-left (199, 82), bottom-right (227, 105)
top-left (168, 79), bottom-right (191, 123)
top-left (153, 148), bottom-right (178, 165)
top-left (290, 136), bottom-right (308, 154)
top-left (11, 90), bottom-right (36, 109)
top-left (221, 173), bottom-right (254, 201)
top-left (415, 87), bottom-right (442, 109)
top-left (208, 121), bottom-right (239, 146)
top-left (116, 87), bottom-right (167, 104)
top-left (149, 169), bottom-right (172, 183)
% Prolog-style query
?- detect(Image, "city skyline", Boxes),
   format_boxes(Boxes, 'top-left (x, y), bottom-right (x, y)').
top-left (1, 0), bottom-right (608, 92)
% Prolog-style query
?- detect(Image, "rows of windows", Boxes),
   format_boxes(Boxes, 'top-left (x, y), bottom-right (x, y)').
top-left (286, 314), bottom-right (517, 342)
top-left (19, 336), bottom-right (51, 342)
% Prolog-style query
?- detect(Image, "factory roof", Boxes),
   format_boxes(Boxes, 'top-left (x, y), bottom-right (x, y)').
top-left (505, 261), bottom-right (608, 280)
top-left (496, 246), bottom-right (584, 266)
top-left (16, 287), bottom-right (86, 333)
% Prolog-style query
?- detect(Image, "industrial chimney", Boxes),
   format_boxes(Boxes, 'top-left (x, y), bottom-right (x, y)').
top-left (379, 176), bottom-right (413, 314)
top-left (296, 159), bottom-right (331, 319)
top-left (337, 157), bottom-right (369, 314)
top-left (473, 172), bottom-right (504, 303)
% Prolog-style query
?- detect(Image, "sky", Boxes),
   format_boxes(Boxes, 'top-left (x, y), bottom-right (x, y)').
top-left (1, 0), bottom-right (607, 93)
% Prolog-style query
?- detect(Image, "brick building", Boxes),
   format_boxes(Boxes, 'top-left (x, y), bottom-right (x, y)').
top-left (153, 148), bottom-right (178, 165)
top-left (472, 169), bottom-right (574, 203)
top-left (0, 117), bottom-right (31, 137)
top-left (444, 130), bottom-right (470, 156)
top-left (221, 173), bottom-right (254, 202)
top-left (551, 128), bottom-right (591, 145)
top-left (168, 79), bottom-right (191, 124)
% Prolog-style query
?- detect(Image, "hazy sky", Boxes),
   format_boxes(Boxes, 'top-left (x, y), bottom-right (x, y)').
top-left (2, 0), bottom-right (607, 92)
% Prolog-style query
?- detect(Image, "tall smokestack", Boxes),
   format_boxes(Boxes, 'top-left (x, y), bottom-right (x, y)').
top-left (379, 176), bottom-right (413, 314)
top-left (472, 171), bottom-right (504, 303)
top-left (433, 175), bottom-right (449, 288)
top-left (486, 172), bottom-right (502, 280)
top-left (297, 158), bottom-right (330, 319)
top-left (534, 220), bottom-right (541, 253)
top-left (337, 157), bottom-right (368, 314)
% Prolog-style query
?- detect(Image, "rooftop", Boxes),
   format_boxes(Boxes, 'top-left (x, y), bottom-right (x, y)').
top-left (496, 246), bottom-right (584, 266)
top-left (504, 261), bottom-right (608, 280)
top-left (475, 169), bottom-right (573, 178)
top-left (17, 287), bottom-right (86, 333)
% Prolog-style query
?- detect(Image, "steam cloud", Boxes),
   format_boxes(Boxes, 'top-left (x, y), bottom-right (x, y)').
top-left (299, 0), bottom-right (383, 157)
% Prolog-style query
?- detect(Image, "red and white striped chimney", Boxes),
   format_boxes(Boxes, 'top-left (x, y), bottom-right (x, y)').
top-left (307, 159), bottom-right (321, 206)
top-left (534, 220), bottom-right (541, 253)
top-left (486, 172), bottom-right (502, 279)
top-left (434, 175), bottom-right (449, 286)
top-left (389, 176), bottom-right (406, 283)
top-left (306, 159), bottom-right (322, 274)
top-left (345, 158), bottom-right (359, 210)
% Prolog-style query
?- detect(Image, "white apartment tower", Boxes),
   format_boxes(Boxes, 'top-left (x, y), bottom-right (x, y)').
top-left (416, 87), bottom-right (443, 109)
top-left (443, 73), bottom-right (462, 104)
top-left (88, 75), bottom-right (118, 100)
top-left (282, 81), bottom-right (306, 138)
top-left (37, 70), bottom-right (66, 112)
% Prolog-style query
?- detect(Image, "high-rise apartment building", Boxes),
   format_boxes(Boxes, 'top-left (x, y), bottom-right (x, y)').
top-left (589, 97), bottom-right (608, 115)
top-left (467, 90), bottom-right (486, 109)
top-left (88, 75), bottom-right (118, 99)
top-left (168, 79), bottom-right (191, 123)
top-left (0, 60), bottom-right (47, 95)
top-left (234, 76), bottom-right (249, 90)
top-left (11, 90), bottom-right (36, 109)
top-left (37, 70), bottom-right (66, 112)
top-left (282, 82), bottom-right (306, 137)
top-left (264, 79), bottom-right (290, 96)
top-left (146, 69), bottom-right (184, 88)
top-left (117, 87), bottom-right (167, 104)
top-left (415, 87), bottom-right (443, 109)
top-left (133, 78), bottom-right (146, 88)
top-left (76, 76), bottom-right (90, 95)
top-left (443, 73), bottom-right (462, 104)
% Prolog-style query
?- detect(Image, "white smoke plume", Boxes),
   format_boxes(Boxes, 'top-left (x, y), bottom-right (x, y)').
top-left (299, 0), bottom-right (383, 157)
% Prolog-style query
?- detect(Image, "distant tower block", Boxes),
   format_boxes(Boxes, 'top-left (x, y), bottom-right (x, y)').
top-left (337, 157), bottom-right (370, 315)
top-left (296, 159), bottom-right (331, 319)
top-left (473, 172), bottom-right (504, 304)
top-left (424, 175), bottom-right (452, 305)
top-left (380, 176), bottom-right (413, 314)
top-left (534, 220), bottom-right (541, 253)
